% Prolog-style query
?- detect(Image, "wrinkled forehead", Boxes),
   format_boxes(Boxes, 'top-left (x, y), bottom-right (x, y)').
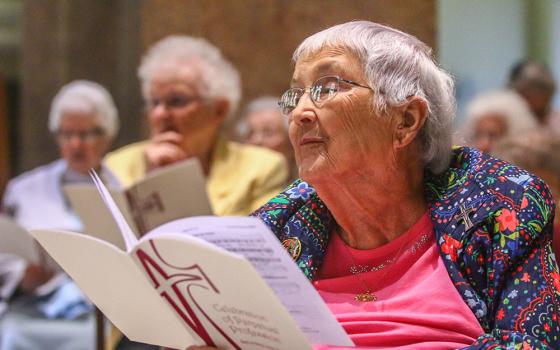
top-left (291, 46), bottom-right (364, 85)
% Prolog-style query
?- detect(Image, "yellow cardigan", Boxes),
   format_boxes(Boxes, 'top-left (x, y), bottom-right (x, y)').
top-left (104, 137), bottom-right (289, 216)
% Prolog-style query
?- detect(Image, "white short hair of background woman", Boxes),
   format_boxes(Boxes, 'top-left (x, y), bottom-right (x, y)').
top-left (48, 80), bottom-right (119, 139)
top-left (137, 35), bottom-right (241, 120)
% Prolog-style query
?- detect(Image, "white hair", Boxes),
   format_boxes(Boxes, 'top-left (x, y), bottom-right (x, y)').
top-left (462, 89), bottom-right (538, 143)
top-left (48, 80), bottom-right (119, 138)
top-left (138, 35), bottom-right (241, 119)
top-left (237, 96), bottom-right (287, 138)
top-left (293, 21), bottom-right (456, 174)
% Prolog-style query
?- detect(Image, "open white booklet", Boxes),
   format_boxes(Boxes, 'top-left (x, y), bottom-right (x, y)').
top-left (30, 172), bottom-right (353, 349)
top-left (64, 159), bottom-right (213, 249)
top-left (0, 215), bottom-right (41, 263)
top-left (0, 215), bottom-right (39, 305)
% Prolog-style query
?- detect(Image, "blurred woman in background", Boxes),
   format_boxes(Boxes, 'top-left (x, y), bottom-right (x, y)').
top-left (0, 80), bottom-right (120, 350)
top-left (461, 89), bottom-right (537, 154)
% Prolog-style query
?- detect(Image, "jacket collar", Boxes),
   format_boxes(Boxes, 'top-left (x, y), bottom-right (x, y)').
top-left (255, 146), bottom-right (493, 280)
top-left (425, 147), bottom-right (497, 241)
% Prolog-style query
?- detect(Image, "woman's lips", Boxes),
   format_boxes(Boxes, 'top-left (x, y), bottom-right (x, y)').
top-left (299, 135), bottom-right (324, 146)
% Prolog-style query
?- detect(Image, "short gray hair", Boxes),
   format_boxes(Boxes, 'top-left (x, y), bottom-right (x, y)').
top-left (138, 35), bottom-right (241, 119)
top-left (237, 96), bottom-right (287, 138)
top-left (293, 21), bottom-right (456, 174)
top-left (462, 89), bottom-right (538, 143)
top-left (49, 80), bottom-right (119, 138)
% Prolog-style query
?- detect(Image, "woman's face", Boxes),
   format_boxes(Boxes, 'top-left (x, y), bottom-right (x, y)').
top-left (245, 109), bottom-right (290, 156)
top-left (147, 66), bottom-right (225, 156)
top-left (56, 112), bottom-right (110, 174)
top-left (473, 114), bottom-right (508, 154)
top-left (288, 48), bottom-right (395, 184)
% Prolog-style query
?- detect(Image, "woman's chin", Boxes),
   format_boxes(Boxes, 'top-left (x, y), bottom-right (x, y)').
top-left (298, 163), bottom-right (330, 184)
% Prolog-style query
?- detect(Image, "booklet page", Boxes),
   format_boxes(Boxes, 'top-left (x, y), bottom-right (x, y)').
top-left (144, 216), bottom-right (353, 346)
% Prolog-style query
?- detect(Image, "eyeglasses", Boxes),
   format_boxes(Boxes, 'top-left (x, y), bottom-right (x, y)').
top-left (146, 95), bottom-right (201, 111)
top-left (278, 75), bottom-right (373, 116)
top-left (56, 128), bottom-right (105, 144)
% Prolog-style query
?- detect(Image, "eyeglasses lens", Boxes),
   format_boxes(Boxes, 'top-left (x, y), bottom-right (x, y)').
top-left (57, 128), bottom-right (103, 144)
top-left (279, 76), bottom-right (340, 116)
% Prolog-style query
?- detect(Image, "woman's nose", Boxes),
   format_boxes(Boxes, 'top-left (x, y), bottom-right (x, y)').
top-left (291, 93), bottom-right (318, 125)
top-left (67, 134), bottom-right (85, 148)
top-left (248, 131), bottom-right (264, 145)
top-left (150, 103), bottom-right (172, 121)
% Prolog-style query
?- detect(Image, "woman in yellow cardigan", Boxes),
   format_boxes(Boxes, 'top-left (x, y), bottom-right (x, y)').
top-left (105, 35), bottom-right (288, 217)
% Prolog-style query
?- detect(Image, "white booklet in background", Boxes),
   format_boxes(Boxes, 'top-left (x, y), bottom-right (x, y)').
top-left (30, 172), bottom-right (353, 350)
top-left (64, 159), bottom-right (213, 249)
top-left (0, 214), bottom-right (41, 263)
top-left (0, 215), bottom-right (63, 301)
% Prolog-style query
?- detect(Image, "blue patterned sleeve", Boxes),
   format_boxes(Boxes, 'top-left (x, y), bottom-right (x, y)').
top-left (465, 177), bottom-right (560, 349)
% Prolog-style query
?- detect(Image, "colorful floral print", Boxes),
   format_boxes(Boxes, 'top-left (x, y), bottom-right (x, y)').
top-left (253, 147), bottom-right (560, 349)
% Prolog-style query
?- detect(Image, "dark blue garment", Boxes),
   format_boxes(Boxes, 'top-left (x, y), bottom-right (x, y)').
top-left (253, 146), bottom-right (560, 349)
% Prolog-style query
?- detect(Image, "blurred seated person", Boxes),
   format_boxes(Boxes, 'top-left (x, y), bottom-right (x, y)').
top-left (0, 80), bottom-right (120, 350)
top-left (105, 36), bottom-right (288, 216)
top-left (0, 252), bottom-right (25, 317)
top-left (191, 21), bottom-right (560, 350)
top-left (461, 90), bottom-right (537, 154)
top-left (493, 130), bottom-right (560, 259)
top-left (237, 96), bottom-right (297, 181)
top-left (508, 59), bottom-right (560, 134)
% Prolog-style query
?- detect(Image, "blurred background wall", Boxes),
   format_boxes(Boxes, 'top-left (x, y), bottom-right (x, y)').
top-left (0, 0), bottom-right (558, 195)
top-left (438, 0), bottom-right (560, 123)
top-left (1, 0), bottom-right (436, 182)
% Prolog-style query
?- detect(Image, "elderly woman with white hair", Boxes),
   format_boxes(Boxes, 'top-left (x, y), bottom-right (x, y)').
top-left (189, 21), bottom-right (560, 350)
top-left (3, 80), bottom-right (120, 230)
top-left (0, 80), bottom-right (120, 350)
top-left (105, 36), bottom-right (288, 216)
top-left (462, 90), bottom-right (538, 154)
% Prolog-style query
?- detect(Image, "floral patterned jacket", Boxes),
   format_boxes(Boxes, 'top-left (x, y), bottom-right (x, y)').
top-left (253, 146), bottom-right (560, 349)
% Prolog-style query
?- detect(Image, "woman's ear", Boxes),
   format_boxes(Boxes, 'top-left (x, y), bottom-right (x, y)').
top-left (212, 99), bottom-right (230, 123)
top-left (393, 97), bottom-right (428, 149)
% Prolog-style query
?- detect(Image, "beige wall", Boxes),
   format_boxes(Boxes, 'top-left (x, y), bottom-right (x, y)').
top-left (140, 0), bottom-right (435, 122)
top-left (19, 0), bottom-right (435, 173)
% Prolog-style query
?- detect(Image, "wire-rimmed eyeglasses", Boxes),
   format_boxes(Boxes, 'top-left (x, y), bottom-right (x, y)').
top-left (278, 75), bottom-right (373, 116)
top-left (55, 127), bottom-right (105, 144)
top-left (145, 94), bottom-right (203, 111)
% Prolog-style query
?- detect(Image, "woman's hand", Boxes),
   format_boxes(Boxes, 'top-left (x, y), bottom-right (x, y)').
top-left (145, 131), bottom-right (188, 171)
top-left (19, 263), bottom-right (54, 294)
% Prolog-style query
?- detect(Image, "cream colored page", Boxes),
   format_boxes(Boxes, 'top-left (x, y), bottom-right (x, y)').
top-left (133, 234), bottom-right (312, 350)
top-left (126, 159), bottom-right (212, 235)
top-left (64, 185), bottom-right (139, 249)
top-left (144, 216), bottom-right (353, 347)
top-left (0, 215), bottom-right (39, 262)
top-left (29, 229), bottom-right (198, 349)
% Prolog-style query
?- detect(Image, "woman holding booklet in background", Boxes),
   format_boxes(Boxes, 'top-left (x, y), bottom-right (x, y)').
top-left (104, 35), bottom-right (288, 217)
top-left (0, 80), bottom-right (121, 349)
top-left (100, 33), bottom-right (290, 350)
top-left (192, 21), bottom-right (560, 349)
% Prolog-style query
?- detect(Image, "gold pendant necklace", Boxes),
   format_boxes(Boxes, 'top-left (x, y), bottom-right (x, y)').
top-left (355, 290), bottom-right (377, 302)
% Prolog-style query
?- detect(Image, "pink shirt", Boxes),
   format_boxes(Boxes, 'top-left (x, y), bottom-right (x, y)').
top-left (313, 213), bottom-right (484, 349)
